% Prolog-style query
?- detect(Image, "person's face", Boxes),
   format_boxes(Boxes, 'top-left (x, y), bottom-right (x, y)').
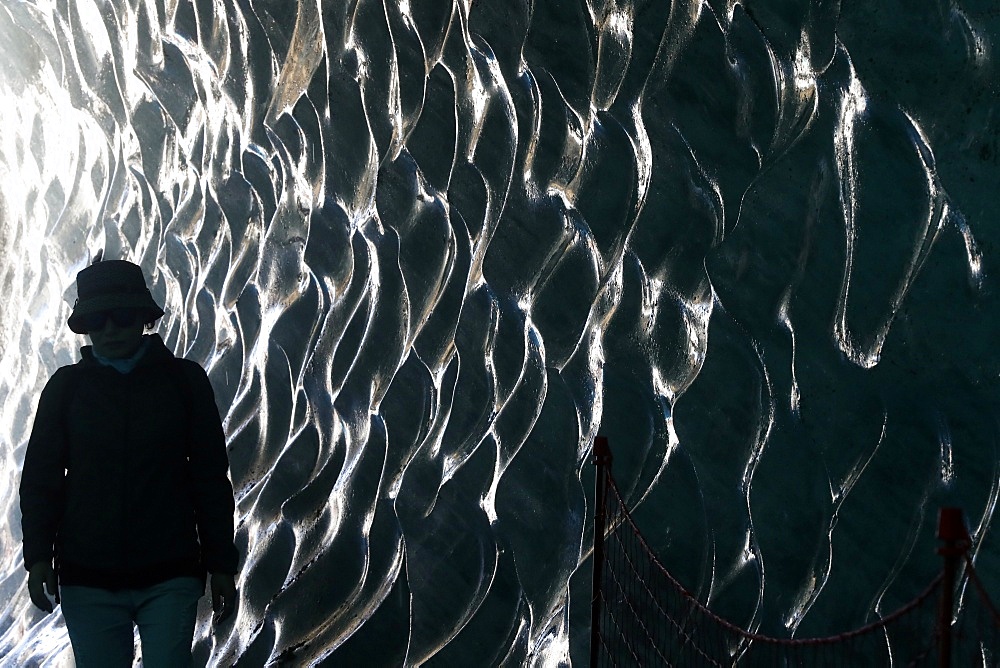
top-left (84, 309), bottom-right (145, 359)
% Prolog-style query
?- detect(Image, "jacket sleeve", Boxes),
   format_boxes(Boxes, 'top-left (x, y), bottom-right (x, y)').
top-left (181, 361), bottom-right (240, 575)
top-left (19, 368), bottom-right (73, 571)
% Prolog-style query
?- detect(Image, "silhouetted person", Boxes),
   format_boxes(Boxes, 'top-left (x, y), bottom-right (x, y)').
top-left (19, 259), bottom-right (239, 667)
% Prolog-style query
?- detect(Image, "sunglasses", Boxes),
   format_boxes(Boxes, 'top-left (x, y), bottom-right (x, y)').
top-left (80, 308), bottom-right (141, 332)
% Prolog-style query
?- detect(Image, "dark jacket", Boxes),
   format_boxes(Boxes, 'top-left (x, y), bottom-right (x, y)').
top-left (19, 334), bottom-right (239, 589)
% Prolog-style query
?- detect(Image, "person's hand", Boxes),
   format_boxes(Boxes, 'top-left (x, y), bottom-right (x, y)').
top-left (27, 561), bottom-right (58, 613)
top-left (210, 572), bottom-right (237, 625)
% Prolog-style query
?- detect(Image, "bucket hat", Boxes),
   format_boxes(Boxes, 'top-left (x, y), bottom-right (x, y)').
top-left (67, 260), bottom-right (165, 334)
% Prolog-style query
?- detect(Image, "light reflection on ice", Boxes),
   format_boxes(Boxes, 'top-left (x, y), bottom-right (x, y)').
top-left (0, 0), bottom-right (997, 664)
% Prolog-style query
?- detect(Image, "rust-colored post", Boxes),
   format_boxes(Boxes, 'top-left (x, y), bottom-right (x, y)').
top-left (937, 507), bottom-right (968, 668)
top-left (590, 436), bottom-right (612, 668)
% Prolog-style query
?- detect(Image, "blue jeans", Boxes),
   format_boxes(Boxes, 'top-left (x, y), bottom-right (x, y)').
top-left (60, 576), bottom-right (204, 668)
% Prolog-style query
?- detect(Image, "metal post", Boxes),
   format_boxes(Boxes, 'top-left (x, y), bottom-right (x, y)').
top-left (937, 507), bottom-right (968, 668)
top-left (590, 436), bottom-right (612, 668)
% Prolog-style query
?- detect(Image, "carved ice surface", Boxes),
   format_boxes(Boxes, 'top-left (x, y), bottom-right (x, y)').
top-left (1, 0), bottom-right (998, 665)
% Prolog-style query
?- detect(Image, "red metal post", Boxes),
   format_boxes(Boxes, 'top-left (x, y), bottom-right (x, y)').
top-left (937, 507), bottom-right (969, 668)
top-left (590, 436), bottom-right (612, 668)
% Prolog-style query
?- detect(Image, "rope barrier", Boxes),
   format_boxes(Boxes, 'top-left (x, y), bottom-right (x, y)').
top-left (590, 438), bottom-right (1000, 667)
top-left (963, 553), bottom-right (1000, 630)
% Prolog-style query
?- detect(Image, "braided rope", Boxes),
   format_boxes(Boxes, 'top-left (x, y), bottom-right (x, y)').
top-left (603, 472), bottom-right (941, 644)
top-left (962, 553), bottom-right (1000, 629)
top-left (593, 464), bottom-right (954, 665)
